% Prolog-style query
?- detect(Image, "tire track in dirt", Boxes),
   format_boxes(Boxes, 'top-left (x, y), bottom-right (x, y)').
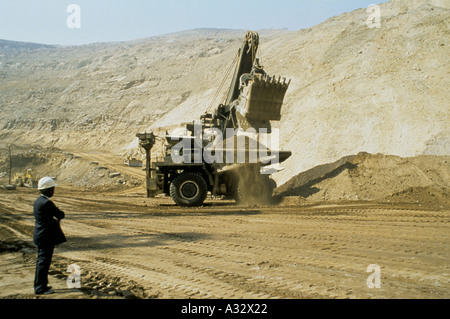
top-left (49, 208), bottom-right (271, 298)
top-left (136, 208), bottom-right (444, 297)
top-left (149, 209), bottom-right (448, 298)
top-left (1, 187), bottom-right (448, 298)
top-left (102, 209), bottom-right (447, 298)
top-left (66, 253), bottom-right (268, 299)
top-left (54, 210), bottom-right (325, 298)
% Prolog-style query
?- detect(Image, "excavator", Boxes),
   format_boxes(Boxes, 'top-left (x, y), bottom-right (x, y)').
top-left (137, 31), bottom-right (291, 206)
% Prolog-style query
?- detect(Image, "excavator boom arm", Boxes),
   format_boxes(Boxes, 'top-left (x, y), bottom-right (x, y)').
top-left (225, 31), bottom-right (260, 105)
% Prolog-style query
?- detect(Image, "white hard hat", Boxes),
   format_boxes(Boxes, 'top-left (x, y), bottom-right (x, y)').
top-left (38, 177), bottom-right (57, 190)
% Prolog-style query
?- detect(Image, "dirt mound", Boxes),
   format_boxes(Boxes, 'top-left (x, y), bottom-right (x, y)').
top-left (271, 0), bottom-right (449, 185)
top-left (275, 152), bottom-right (449, 208)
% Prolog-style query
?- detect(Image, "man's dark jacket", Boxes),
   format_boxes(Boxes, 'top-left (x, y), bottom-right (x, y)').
top-left (33, 195), bottom-right (66, 247)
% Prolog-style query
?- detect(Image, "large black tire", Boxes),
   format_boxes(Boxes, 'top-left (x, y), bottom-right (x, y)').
top-left (170, 172), bottom-right (208, 207)
top-left (26, 179), bottom-right (38, 188)
top-left (15, 178), bottom-right (23, 187)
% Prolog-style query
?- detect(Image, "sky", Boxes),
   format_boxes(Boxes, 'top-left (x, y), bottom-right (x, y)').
top-left (0, 0), bottom-right (389, 45)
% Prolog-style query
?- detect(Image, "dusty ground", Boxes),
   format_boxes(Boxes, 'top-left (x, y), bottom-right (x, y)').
top-left (1, 181), bottom-right (448, 299)
top-left (0, 0), bottom-right (448, 302)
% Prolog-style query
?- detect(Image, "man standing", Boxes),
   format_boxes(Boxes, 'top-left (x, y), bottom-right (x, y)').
top-left (33, 177), bottom-right (66, 295)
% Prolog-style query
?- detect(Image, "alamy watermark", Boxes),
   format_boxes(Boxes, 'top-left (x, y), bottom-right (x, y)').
top-left (366, 4), bottom-right (381, 29)
top-left (169, 124), bottom-right (280, 169)
top-left (64, 4), bottom-right (379, 33)
top-left (67, 263), bottom-right (81, 288)
top-left (66, 4), bottom-right (81, 29)
top-left (366, 264), bottom-right (381, 288)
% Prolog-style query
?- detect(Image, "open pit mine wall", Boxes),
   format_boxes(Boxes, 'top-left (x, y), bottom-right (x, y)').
top-left (0, 0), bottom-right (448, 186)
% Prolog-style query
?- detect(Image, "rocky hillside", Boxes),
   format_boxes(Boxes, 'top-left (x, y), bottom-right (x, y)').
top-left (0, 29), bottom-right (291, 153)
top-left (0, 0), bottom-right (448, 186)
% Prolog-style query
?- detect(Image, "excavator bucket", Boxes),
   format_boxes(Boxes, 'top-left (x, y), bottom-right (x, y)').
top-left (237, 74), bottom-right (290, 121)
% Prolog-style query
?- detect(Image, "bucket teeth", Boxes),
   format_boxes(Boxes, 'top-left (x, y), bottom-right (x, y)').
top-left (237, 74), bottom-right (290, 121)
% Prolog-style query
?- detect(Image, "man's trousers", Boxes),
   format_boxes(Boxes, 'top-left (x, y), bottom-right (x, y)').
top-left (34, 245), bottom-right (54, 294)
